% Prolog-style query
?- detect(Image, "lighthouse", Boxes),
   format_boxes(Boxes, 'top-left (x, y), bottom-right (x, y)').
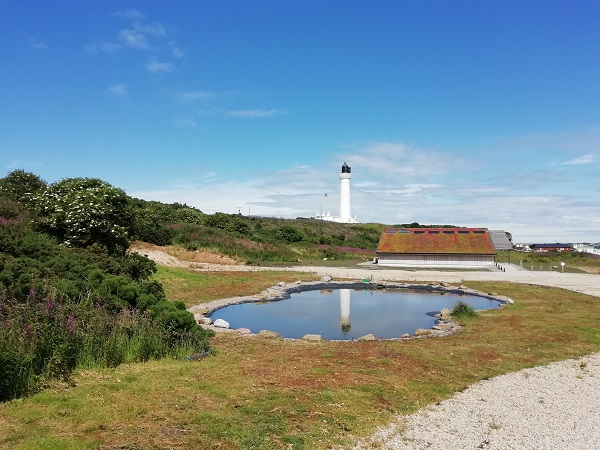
top-left (314, 162), bottom-right (359, 223)
top-left (339, 162), bottom-right (352, 222)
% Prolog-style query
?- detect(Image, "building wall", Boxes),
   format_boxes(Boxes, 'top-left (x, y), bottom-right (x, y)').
top-left (377, 253), bottom-right (495, 268)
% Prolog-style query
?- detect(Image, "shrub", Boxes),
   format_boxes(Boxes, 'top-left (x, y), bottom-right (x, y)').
top-left (450, 301), bottom-right (478, 319)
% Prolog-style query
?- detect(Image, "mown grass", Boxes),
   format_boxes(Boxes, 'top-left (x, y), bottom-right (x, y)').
top-left (1, 278), bottom-right (600, 449)
top-left (152, 266), bottom-right (321, 307)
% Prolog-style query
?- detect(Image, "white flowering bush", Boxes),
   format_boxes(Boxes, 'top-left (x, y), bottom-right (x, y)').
top-left (33, 178), bottom-right (131, 254)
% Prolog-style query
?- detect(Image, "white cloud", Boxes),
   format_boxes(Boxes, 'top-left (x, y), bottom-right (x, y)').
top-left (118, 28), bottom-right (150, 50)
top-left (29, 37), bottom-right (49, 50)
top-left (225, 109), bottom-right (287, 118)
top-left (561, 153), bottom-right (595, 165)
top-left (172, 90), bottom-right (216, 103)
top-left (146, 57), bottom-right (174, 73)
top-left (133, 23), bottom-right (166, 39)
top-left (85, 40), bottom-right (124, 54)
top-left (172, 46), bottom-right (185, 58)
top-left (114, 9), bottom-right (146, 21)
top-left (105, 83), bottom-right (128, 96)
top-left (343, 142), bottom-right (474, 181)
top-left (172, 118), bottom-right (197, 128)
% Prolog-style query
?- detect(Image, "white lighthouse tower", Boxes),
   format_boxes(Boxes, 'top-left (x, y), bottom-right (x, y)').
top-left (314, 162), bottom-right (359, 223)
top-left (339, 162), bottom-right (352, 222)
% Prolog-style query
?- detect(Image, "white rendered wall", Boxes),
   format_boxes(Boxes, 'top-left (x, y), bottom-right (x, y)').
top-left (339, 173), bottom-right (351, 222)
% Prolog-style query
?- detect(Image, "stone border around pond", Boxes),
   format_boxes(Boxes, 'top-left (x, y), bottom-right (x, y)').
top-left (187, 279), bottom-right (514, 342)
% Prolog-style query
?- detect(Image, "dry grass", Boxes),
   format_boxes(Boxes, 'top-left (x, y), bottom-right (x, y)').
top-left (1, 279), bottom-right (600, 449)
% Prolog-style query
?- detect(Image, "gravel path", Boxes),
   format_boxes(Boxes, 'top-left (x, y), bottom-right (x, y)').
top-left (350, 353), bottom-right (600, 450)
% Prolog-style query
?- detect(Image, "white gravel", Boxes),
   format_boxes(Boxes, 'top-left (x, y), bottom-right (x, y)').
top-left (351, 353), bottom-right (600, 450)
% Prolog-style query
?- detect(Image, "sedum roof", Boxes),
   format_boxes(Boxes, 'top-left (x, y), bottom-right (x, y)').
top-left (376, 228), bottom-right (497, 255)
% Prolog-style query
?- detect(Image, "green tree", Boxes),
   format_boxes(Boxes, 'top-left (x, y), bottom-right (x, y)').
top-left (0, 170), bottom-right (47, 206)
top-left (33, 178), bottom-right (131, 254)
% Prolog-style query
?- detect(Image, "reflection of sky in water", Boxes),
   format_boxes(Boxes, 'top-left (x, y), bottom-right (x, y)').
top-left (211, 289), bottom-right (500, 340)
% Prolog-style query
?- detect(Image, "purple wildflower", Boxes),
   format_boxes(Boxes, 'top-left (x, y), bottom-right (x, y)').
top-left (23, 324), bottom-right (31, 336)
top-left (46, 298), bottom-right (55, 310)
top-left (67, 315), bottom-right (76, 332)
top-left (28, 288), bottom-right (36, 299)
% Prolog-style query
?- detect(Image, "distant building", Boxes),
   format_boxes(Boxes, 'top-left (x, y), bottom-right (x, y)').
top-left (375, 227), bottom-right (496, 268)
top-left (573, 243), bottom-right (600, 255)
top-left (529, 243), bottom-right (573, 252)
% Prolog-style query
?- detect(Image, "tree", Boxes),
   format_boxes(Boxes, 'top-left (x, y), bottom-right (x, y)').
top-left (33, 178), bottom-right (131, 254)
top-left (0, 170), bottom-right (47, 206)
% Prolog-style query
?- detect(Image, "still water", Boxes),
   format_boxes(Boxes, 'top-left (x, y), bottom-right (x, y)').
top-left (210, 288), bottom-right (500, 340)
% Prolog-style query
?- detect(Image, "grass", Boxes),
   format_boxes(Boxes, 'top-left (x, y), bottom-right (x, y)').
top-left (1, 276), bottom-right (600, 449)
top-left (152, 266), bottom-right (321, 307)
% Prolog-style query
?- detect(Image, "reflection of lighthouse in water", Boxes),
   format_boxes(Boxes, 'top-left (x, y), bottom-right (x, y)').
top-left (340, 289), bottom-right (351, 333)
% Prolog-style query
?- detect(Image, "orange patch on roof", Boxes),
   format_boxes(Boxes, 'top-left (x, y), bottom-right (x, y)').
top-left (376, 228), bottom-right (496, 255)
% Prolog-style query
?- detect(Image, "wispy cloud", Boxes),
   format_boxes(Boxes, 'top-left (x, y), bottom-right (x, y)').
top-left (105, 83), bottom-right (128, 96)
top-left (561, 153), bottom-right (595, 165)
top-left (225, 109), bottom-right (287, 118)
top-left (146, 57), bottom-right (174, 73)
top-left (114, 9), bottom-right (146, 21)
top-left (118, 28), bottom-right (150, 50)
top-left (171, 90), bottom-right (217, 103)
top-left (172, 46), bottom-right (185, 58)
top-left (172, 118), bottom-right (197, 128)
top-left (343, 142), bottom-right (474, 181)
top-left (85, 40), bottom-right (125, 54)
top-left (29, 37), bottom-right (49, 51)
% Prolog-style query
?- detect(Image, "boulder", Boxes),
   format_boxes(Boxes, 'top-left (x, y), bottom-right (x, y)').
top-left (400, 333), bottom-right (411, 338)
top-left (356, 334), bottom-right (376, 341)
top-left (259, 329), bottom-right (281, 338)
top-left (302, 334), bottom-right (322, 342)
top-left (193, 306), bottom-right (210, 315)
top-left (439, 308), bottom-right (451, 320)
top-left (213, 319), bottom-right (230, 329)
top-left (414, 328), bottom-right (433, 336)
top-left (193, 313), bottom-right (205, 323)
top-left (236, 327), bottom-right (252, 335)
top-left (432, 324), bottom-right (454, 331)
top-left (321, 275), bottom-right (332, 282)
top-left (201, 317), bottom-right (213, 325)
top-left (276, 281), bottom-right (285, 287)
top-left (441, 282), bottom-right (451, 287)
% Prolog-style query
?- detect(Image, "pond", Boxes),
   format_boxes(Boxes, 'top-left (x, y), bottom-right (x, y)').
top-left (209, 288), bottom-right (501, 340)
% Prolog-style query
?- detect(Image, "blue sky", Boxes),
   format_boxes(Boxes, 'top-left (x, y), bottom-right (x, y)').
top-left (2, 1), bottom-right (599, 242)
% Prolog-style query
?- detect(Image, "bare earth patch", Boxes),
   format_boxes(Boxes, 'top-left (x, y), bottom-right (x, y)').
top-left (129, 241), bottom-right (241, 268)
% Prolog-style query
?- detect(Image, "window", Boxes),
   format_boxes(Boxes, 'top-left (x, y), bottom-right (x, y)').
top-left (414, 230), bottom-right (425, 234)
top-left (443, 231), bottom-right (454, 234)
top-left (473, 230), bottom-right (485, 234)
top-left (428, 231), bottom-right (440, 234)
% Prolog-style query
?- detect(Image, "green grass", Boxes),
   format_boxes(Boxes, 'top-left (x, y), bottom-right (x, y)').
top-left (152, 266), bottom-right (320, 307)
top-left (2, 279), bottom-right (600, 449)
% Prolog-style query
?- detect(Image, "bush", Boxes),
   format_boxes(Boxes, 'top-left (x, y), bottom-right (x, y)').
top-left (275, 226), bottom-right (304, 243)
top-left (33, 178), bottom-right (131, 255)
top-left (450, 301), bottom-right (478, 319)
